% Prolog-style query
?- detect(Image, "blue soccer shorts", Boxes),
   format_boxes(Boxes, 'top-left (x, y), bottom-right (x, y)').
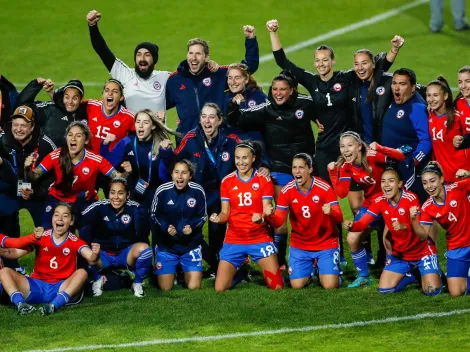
top-left (446, 246), bottom-right (470, 278)
top-left (219, 242), bottom-right (278, 269)
top-left (100, 244), bottom-right (134, 270)
top-left (354, 206), bottom-right (385, 230)
top-left (25, 277), bottom-right (64, 304)
top-left (270, 172), bottom-right (294, 187)
top-left (154, 245), bottom-right (203, 275)
top-left (288, 247), bottom-right (340, 280)
top-left (384, 254), bottom-right (441, 276)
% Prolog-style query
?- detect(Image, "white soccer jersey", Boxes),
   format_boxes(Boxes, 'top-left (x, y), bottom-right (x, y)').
top-left (110, 58), bottom-right (170, 113)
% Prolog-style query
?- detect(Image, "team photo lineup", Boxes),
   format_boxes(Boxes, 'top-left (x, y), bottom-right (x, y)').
top-left (1, 6), bottom-right (470, 319)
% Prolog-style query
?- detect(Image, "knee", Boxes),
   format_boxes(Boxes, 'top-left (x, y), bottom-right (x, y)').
top-left (448, 286), bottom-right (464, 297)
top-left (0, 267), bottom-right (14, 279)
top-left (275, 225), bottom-right (288, 234)
top-left (76, 268), bottom-right (88, 281)
top-left (187, 282), bottom-right (201, 290)
top-left (322, 282), bottom-right (339, 290)
top-left (346, 233), bottom-right (360, 247)
top-left (135, 243), bottom-right (151, 254)
top-left (290, 281), bottom-right (305, 289)
top-left (215, 281), bottom-right (229, 292)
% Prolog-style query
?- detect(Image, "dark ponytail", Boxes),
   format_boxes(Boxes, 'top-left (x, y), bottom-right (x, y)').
top-left (272, 70), bottom-right (298, 92)
top-left (427, 75), bottom-right (454, 130)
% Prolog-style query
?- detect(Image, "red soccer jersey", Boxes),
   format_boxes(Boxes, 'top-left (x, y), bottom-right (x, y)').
top-left (272, 177), bottom-right (342, 251)
top-left (31, 230), bottom-right (89, 283)
top-left (220, 170), bottom-right (274, 244)
top-left (455, 97), bottom-right (470, 135)
top-left (428, 110), bottom-right (469, 182)
top-left (39, 148), bottom-right (115, 203)
top-left (86, 99), bottom-right (135, 154)
top-left (420, 179), bottom-right (470, 251)
top-left (352, 190), bottom-right (436, 261)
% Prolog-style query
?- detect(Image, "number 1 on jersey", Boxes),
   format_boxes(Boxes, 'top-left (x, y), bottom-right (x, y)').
top-left (326, 93), bottom-right (333, 107)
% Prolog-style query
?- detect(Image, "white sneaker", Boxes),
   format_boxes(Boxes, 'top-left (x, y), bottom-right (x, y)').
top-left (131, 283), bottom-right (145, 298)
top-left (92, 276), bottom-right (107, 297)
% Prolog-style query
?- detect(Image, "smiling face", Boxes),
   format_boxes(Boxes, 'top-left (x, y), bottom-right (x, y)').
top-left (187, 44), bottom-right (208, 74)
top-left (314, 49), bottom-right (335, 77)
top-left (426, 84), bottom-right (447, 113)
top-left (235, 147), bottom-right (255, 175)
top-left (200, 106), bottom-right (222, 138)
top-left (421, 172), bottom-right (445, 199)
top-left (172, 162), bottom-right (192, 190)
top-left (63, 88), bottom-right (82, 113)
top-left (109, 182), bottom-right (128, 211)
top-left (52, 205), bottom-right (73, 236)
top-left (11, 117), bottom-right (34, 143)
top-left (339, 136), bottom-right (362, 164)
top-left (227, 68), bottom-right (249, 94)
top-left (66, 125), bottom-right (89, 155)
top-left (458, 71), bottom-right (470, 100)
top-left (292, 157), bottom-right (313, 189)
top-left (102, 81), bottom-right (123, 114)
top-left (135, 112), bottom-right (155, 141)
top-left (354, 52), bottom-right (375, 81)
top-left (392, 74), bottom-right (415, 105)
top-left (271, 80), bottom-right (293, 105)
top-left (135, 48), bottom-right (154, 73)
top-left (380, 170), bottom-right (402, 201)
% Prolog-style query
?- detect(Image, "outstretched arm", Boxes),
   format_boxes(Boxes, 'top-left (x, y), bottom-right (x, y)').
top-left (385, 35), bottom-right (405, 64)
top-left (87, 10), bottom-right (116, 72)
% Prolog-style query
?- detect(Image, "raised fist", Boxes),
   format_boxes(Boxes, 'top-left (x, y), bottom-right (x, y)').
top-left (266, 19), bottom-right (279, 32)
top-left (244, 25), bottom-right (256, 39)
top-left (87, 10), bottom-right (102, 26)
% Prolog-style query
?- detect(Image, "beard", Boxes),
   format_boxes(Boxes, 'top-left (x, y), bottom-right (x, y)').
top-left (135, 62), bottom-right (155, 79)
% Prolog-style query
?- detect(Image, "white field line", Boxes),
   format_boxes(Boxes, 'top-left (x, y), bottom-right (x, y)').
top-left (20, 308), bottom-right (470, 352)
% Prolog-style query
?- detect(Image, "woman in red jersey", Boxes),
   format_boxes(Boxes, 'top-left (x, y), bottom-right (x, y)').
top-left (209, 140), bottom-right (283, 292)
top-left (453, 66), bottom-right (470, 151)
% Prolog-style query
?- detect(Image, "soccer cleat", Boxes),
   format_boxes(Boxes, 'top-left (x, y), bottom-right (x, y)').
top-left (367, 252), bottom-right (375, 265)
top-left (348, 276), bottom-right (372, 288)
top-left (39, 303), bottom-right (55, 316)
top-left (131, 283), bottom-right (145, 298)
top-left (15, 266), bottom-right (27, 275)
top-left (91, 275), bottom-right (107, 297)
top-left (202, 269), bottom-right (216, 279)
top-left (17, 302), bottom-right (36, 315)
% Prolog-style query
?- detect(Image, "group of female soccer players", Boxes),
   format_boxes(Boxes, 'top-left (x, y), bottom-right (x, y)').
top-left (1, 18), bottom-right (470, 316)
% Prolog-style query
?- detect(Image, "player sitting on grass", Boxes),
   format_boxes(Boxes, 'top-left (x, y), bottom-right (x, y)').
top-left (0, 203), bottom-right (99, 315)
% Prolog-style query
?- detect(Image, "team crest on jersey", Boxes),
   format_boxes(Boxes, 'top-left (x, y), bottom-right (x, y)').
top-left (312, 195), bottom-right (320, 203)
top-left (156, 261), bottom-right (162, 270)
top-left (203, 77), bottom-right (212, 87)
top-left (333, 83), bottom-right (342, 92)
top-left (221, 152), bottom-right (230, 162)
top-left (121, 214), bottom-right (131, 224)
top-left (113, 120), bottom-right (121, 128)
top-left (248, 100), bottom-right (256, 108)
top-left (148, 152), bottom-right (157, 161)
top-left (396, 110), bottom-right (405, 119)
top-left (295, 109), bottom-right (304, 119)
top-left (376, 86), bottom-right (385, 96)
top-left (398, 208), bottom-right (405, 216)
top-left (81, 119), bottom-right (88, 125)
top-left (82, 167), bottom-right (90, 175)
top-left (153, 81), bottom-right (162, 91)
top-left (252, 183), bottom-right (260, 191)
top-left (187, 198), bottom-right (196, 207)
top-left (450, 200), bottom-right (458, 208)
top-left (63, 247), bottom-right (70, 256)
top-left (45, 205), bottom-right (52, 212)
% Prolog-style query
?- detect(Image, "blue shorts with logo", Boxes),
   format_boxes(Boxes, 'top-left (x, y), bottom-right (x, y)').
top-left (25, 277), bottom-right (65, 304)
top-left (446, 246), bottom-right (470, 278)
top-left (220, 242), bottom-right (278, 270)
top-left (384, 254), bottom-right (441, 276)
top-left (270, 172), bottom-right (294, 187)
top-left (100, 245), bottom-right (134, 270)
top-left (154, 245), bottom-right (203, 275)
top-left (354, 206), bottom-right (384, 229)
top-left (288, 247), bottom-right (340, 280)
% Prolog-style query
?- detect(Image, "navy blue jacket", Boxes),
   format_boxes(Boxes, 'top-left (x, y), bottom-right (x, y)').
top-left (150, 181), bottom-right (207, 254)
top-left (79, 199), bottom-right (149, 252)
top-left (0, 75), bottom-right (18, 128)
top-left (174, 125), bottom-right (239, 201)
top-left (166, 38), bottom-right (259, 137)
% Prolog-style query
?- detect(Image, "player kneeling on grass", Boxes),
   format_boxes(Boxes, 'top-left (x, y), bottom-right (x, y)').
top-left (410, 161), bottom-right (470, 296)
top-left (264, 154), bottom-right (343, 289)
top-left (344, 167), bottom-right (441, 295)
top-left (79, 178), bottom-right (152, 298)
top-left (0, 203), bottom-right (99, 315)
top-left (210, 141), bottom-right (283, 291)
top-left (151, 160), bottom-right (207, 290)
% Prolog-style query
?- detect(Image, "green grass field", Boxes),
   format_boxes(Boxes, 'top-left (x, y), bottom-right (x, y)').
top-left (2, 0), bottom-right (470, 351)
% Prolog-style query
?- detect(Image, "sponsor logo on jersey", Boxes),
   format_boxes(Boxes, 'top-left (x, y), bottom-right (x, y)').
top-left (396, 110), bottom-right (405, 119)
top-left (221, 152), bottom-right (230, 162)
top-left (232, 186), bottom-right (238, 190)
top-left (333, 83), bottom-right (342, 92)
top-left (63, 247), bottom-right (70, 256)
top-left (121, 214), bottom-right (131, 224)
top-left (167, 200), bottom-right (174, 205)
top-left (248, 100), bottom-right (256, 108)
top-left (61, 116), bottom-right (68, 121)
top-left (128, 151), bottom-right (134, 156)
top-left (398, 208), bottom-right (405, 216)
top-left (43, 247), bottom-right (49, 251)
top-left (276, 116), bottom-right (283, 120)
top-left (252, 183), bottom-right (260, 191)
top-left (384, 210), bottom-right (389, 214)
top-left (92, 117), bottom-right (98, 122)
top-left (104, 216), bottom-right (109, 221)
top-left (202, 77), bottom-right (212, 87)
top-left (293, 199), bottom-right (298, 203)
top-left (156, 261), bottom-right (162, 270)
top-left (153, 81), bottom-right (162, 91)
top-left (180, 84), bottom-right (186, 90)
top-left (82, 167), bottom-right (90, 175)
top-left (450, 200), bottom-right (458, 207)
top-left (187, 198), bottom-right (196, 207)
top-left (46, 205), bottom-right (52, 212)
top-left (312, 195), bottom-right (320, 203)
top-left (295, 109), bottom-right (304, 119)
top-left (113, 120), bottom-right (121, 128)
top-left (376, 86), bottom-right (385, 95)
top-left (148, 151), bottom-right (157, 161)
